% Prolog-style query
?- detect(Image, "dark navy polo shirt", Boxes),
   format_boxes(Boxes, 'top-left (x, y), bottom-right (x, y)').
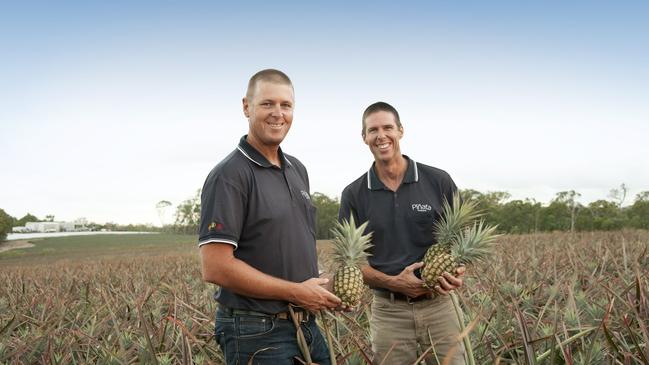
top-left (198, 135), bottom-right (319, 314)
top-left (339, 156), bottom-right (457, 283)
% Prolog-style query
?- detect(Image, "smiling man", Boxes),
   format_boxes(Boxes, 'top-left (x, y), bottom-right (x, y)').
top-left (199, 69), bottom-right (341, 365)
top-left (339, 101), bottom-right (467, 364)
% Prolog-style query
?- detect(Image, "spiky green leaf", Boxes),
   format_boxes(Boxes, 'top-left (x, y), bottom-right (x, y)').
top-left (434, 192), bottom-right (482, 245)
top-left (330, 215), bottom-right (373, 268)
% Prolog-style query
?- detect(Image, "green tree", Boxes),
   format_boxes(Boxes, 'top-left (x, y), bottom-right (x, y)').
top-left (104, 222), bottom-right (118, 231)
top-left (542, 190), bottom-right (582, 232)
top-left (311, 192), bottom-right (340, 239)
top-left (460, 189), bottom-right (483, 203)
top-left (175, 189), bottom-right (201, 234)
top-left (0, 209), bottom-right (14, 241)
top-left (628, 191), bottom-right (649, 229)
top-left (86, 222), bottom-right (104, 231)
top-left (498, 199), bottom-right (542, 233)
top-left (16, 213), bottom-right (39, 227)
top-left (580, 200), bottom-right (625, 231)
top-left (461, 189), bottom-right (510, 227)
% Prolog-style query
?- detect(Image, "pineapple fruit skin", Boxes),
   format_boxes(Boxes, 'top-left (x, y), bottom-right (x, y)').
top-left (334, 265), bottom-right (364, 307)
top-left (422, 243), bottom-right (450, 264)
top-left (421, 252), bottom-right (456, 289)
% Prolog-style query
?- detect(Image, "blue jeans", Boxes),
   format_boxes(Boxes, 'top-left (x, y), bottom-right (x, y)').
top-left (215, 306), bottom-right (331, 365)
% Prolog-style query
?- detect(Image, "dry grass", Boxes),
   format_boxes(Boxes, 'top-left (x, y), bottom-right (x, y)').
top-left (460, 230), bottom-right (649, 364)
top-left (1, 231), bottom-right (648, 364)
top-left (1, 253), bottom-right (218, 364)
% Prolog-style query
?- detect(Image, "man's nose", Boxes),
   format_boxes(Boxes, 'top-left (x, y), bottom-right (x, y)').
top-left (271, 105), bottom-right (283, 117)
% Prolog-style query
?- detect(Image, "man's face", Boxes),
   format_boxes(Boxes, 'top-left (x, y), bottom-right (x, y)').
top-left (363, 111), bottom-right (403, 163)
top-left (243, 80), bottom-right (294, 148)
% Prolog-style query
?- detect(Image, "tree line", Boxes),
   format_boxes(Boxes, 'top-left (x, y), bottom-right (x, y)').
top-left (166, 186), bottom-right (649, 239)
top-left (459, 188), bottom-right (649, 234)
top-left (311, 189), bottom-right (649, 239)
top-left (3, 186), bottom-right (647, 242)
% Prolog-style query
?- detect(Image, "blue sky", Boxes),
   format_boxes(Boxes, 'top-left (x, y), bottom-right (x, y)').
top-left (1, 1), bottom-right (648, 225)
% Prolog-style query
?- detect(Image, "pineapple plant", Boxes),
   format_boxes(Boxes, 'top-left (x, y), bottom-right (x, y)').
top-left (330, 215), bottom-right (373, 307)
top-left (421, 192), bottom-right (499, 289)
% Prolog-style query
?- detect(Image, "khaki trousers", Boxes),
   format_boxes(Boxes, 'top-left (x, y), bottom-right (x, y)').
top-left (369, 293), bottom-right (466, 365)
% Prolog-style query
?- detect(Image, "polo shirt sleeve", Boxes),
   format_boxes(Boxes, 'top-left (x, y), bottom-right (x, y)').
top-left (338, 187), bottom-right (358, 224)
top-left (198, 175), bottom-right (246, 249)
top-left (442, 173), bottom-right (459, 208)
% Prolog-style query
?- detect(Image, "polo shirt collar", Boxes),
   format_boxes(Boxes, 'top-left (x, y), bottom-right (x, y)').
top-left (236, 135), bottom-right (293, 169)
top-left (367, 155), bottom-right (419, 190)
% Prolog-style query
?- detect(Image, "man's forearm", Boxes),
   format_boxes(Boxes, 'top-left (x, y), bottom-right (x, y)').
top-left (201, 245), bottom-right (300, 302)
top-left (361, 263), bottom-right (430, 298)
top-left (213, 255), bottom-right (300, 302)
top-left (361, 264), bottom-right (396, 291)
top-left (201, 244), bottom-right (340, 312)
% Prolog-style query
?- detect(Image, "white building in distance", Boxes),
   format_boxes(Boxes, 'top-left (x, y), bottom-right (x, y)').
top-left (25, 222), bottom-right (61, 233)
top-left (14, 218), bottom-right (89, 233)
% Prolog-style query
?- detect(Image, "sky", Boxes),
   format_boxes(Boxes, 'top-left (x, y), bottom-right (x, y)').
top-left (1, 1), bottom-right (648, 226)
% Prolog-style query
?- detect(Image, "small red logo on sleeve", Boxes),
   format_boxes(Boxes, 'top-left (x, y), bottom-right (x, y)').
top-left (208, 221), bottom-right (223, 232)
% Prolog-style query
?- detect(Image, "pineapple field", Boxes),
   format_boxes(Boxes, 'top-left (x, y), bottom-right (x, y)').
top-left (1, 231), bottom-right (647, 364)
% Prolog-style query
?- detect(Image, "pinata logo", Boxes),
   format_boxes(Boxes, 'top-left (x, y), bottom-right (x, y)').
top-left (411, 203), bottom-right (432, 213)
top-left (208, 221), bottom-right (223, 232)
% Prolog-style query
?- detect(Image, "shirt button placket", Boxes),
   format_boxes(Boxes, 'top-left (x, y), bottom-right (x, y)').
top-left (393, 192), bottom-right (399, 221)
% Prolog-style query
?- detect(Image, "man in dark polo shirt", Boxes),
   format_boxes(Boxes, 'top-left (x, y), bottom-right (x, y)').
top-left (339, 101), bottom-right (467, 364)
top-left (199, 69), bottom-right (341, 365)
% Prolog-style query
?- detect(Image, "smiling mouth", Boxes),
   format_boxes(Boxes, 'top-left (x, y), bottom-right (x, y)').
top-left (377, 142), bottom-right (390, 150)
top-left (268, 122), bottom-right (284, 129)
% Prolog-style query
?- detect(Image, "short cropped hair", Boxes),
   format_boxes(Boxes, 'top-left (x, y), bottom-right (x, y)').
top-left (246, 69), bottom-right (293, 100)
top-left (361, 101), bottom-right (402, 137)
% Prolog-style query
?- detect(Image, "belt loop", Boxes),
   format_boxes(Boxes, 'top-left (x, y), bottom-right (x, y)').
top-left (389, 292), bottom-right (395, 304)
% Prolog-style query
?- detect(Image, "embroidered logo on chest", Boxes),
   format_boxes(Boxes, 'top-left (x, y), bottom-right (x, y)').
top-left (411, 203), bottom-right (432, 212)
top-left (300, 190), bottom-right (311, 200)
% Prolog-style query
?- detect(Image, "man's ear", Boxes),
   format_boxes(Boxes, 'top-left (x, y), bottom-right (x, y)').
top-left (242, 97), bottom-right (250, 118)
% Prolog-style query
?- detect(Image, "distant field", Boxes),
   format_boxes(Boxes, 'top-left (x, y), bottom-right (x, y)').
top-left (0, 234), bottom-right (197, 265)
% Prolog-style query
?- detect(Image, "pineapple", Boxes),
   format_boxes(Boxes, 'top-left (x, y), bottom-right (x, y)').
top-left (421, 192), bottom-right (499, 289)
top-left (330, 216), bottom-right (373, 307)
top-left (422, 241), bottom-right (450, 265)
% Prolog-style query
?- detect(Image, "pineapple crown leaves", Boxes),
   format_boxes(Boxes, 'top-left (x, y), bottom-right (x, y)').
top-left (330, 215), bottom-right (373, 269)
top-left (450, 219), bottom-right (501, 265)
top-left (434, 191), bottom-right (482, 245)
